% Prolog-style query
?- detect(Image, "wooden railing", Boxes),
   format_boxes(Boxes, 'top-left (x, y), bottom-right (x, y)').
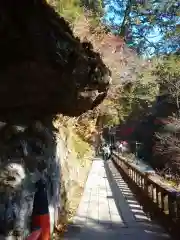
top-left (112, 152), bottom-right (180, 231)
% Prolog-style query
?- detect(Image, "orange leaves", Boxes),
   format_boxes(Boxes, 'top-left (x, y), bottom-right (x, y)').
top-left (102, 34), bottom-right (125, 53)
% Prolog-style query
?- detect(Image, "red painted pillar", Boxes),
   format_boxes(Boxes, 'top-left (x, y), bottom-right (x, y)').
top-left (26, 229), bottom-right (41, 240)
top-left (31, 180), bottom-right (50, 240)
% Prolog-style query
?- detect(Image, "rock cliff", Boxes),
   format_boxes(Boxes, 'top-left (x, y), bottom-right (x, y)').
top-left (0, 119), bottom-right (93, 238)
top-left (0, 0), bottom-right (111, 122)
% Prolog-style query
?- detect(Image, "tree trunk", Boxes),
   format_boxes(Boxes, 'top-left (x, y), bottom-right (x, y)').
top-left (119, 0), bottom-right (132, 38)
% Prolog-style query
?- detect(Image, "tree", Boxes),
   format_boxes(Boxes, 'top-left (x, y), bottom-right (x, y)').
top-left (126, 52), bottom-right (180, 180)
top-left (103, 0), bottom-right (179, 56)
top-left (48, 0), bottom-right (104, 24)
top-left (153, 53), bottom-right (180, 110)
top-left (72, 14), bottom-right (148, 131)
top-left (47, 0), bottom-right (83, 22)
top-left (80, 0), bottom-right (104, 16)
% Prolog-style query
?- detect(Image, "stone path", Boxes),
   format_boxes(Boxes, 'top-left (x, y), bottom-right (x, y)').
top-left (64, 158), bottom-right (171, 240)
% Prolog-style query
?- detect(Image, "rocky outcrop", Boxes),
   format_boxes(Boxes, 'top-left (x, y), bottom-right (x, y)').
top-left (0, 119), bottom-right (94, 239)
top-left (0, 1), bottom-right (110, 237)
top-left (0, 0), bottom-right (111, 122)
top-left (56, 126), bottom-right (93, 224)
top-left (0, 120), bottom-right (61, 238)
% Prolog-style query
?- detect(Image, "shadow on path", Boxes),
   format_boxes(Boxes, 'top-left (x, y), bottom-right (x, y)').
top-left (63, 158), bottom-right (171, 240)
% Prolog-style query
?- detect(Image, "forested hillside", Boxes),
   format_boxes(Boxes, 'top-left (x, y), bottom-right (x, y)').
top-left (49, 0), bottom-right (180, 182)
top-left (0, 1), bottom-right (178, 238)
top-left (101, 0), bottom-right (179, 182)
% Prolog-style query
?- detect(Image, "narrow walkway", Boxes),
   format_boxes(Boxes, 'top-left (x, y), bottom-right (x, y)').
top-left (64, 158), bottom-right (171, 239)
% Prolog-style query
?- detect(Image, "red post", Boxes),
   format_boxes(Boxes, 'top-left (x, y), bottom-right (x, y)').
top-left (31, 180), bottom-right (50, 240)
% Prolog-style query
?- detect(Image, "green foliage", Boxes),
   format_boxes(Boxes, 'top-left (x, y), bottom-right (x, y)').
top-left (72, 133), bottom-right (91, 159)
top-left (153, 53), bottom-right (180, 107)
top-left (121, 52), bottom-right (180, 179)
top-left (49, 0), bottom-right (103, 23)
top-left (153, 54), bottom-right (180, 87)
top-left (99, 65), bottom-right (159, 127)
top-left (80, 0), bottom-right (104, 16)
top-left (102, 112), bottom-right (119, 127)
top-left (100, 71), bottom-right (158, 127)
top-left (52, 0), bottom-right (83, 22)
top-left (116, 66), bottom-right (159, 122)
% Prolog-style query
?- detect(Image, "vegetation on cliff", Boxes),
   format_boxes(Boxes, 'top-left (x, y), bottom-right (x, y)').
top-left (0, 0), bottom-right (179, 237)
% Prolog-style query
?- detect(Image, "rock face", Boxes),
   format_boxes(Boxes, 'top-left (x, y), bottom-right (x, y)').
top-left (0, 119), bottom-right (93, 239)
top-left (0, 1), bottom-right (110, 237)
top-left (56, 126), bottom-right (92, 222)
top-left (0, 120), bottom-right (61, 238)
top-left (0, 0), bottom-right (111, 122)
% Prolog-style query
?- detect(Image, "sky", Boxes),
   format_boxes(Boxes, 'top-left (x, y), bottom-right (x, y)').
top-left (103, 2), bottom-right (160, 44)
top-left (101, 0), bottom-right (179, 56)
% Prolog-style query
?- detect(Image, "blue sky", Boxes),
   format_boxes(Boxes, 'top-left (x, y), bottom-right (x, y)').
top-left (104, 3), bottom-right (161, 37)
top-left (101, 0), bottom-right (179, 56)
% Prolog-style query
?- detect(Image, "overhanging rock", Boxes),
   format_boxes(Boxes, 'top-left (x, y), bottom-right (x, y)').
top-left (0, 0), bottom-right (111, 123)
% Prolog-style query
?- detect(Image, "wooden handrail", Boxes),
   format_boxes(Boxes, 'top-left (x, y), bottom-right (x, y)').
top-left (111, 152), bottom-right (180, 224)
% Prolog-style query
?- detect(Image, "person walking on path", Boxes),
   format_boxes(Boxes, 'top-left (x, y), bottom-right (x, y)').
top-left (102, 144), bottom-right (111, 160)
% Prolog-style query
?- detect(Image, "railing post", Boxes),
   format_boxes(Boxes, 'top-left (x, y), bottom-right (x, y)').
top-left (144, 173), bottom-right (149, 196)
top-left (163, 194), bottom-right (169, 214)
top-left (177, 194), bottom-right (180, 224)
top-left (168, 191), bottom-right (177, 219)
top-left (152, 184), bottom-right (156, 203)
top-left (112, 150), bottom-right (180, 231)
top-left (156, 186), bottom-right (160, 207)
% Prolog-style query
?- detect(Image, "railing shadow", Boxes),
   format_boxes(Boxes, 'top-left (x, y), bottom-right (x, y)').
top-left (65, 215), bottom-right (170, 240)
top-left (104, 159), bottom-right (171, 239)
top-left (64, 157), bottom-right (171, 239)
top-left (110, 153), bottom-right (179, 239)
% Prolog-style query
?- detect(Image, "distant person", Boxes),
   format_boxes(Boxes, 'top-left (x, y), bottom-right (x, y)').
top-left (116, 141), bottom-right (121, 153)
top-left (109, 143), bottom-right (114, 154)
top-left (119, 142), bottom-right (123, 153)
top-left (119, 141), bottom-right (129, 155)
top-left (102, 144), bottom-right (111, 160)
